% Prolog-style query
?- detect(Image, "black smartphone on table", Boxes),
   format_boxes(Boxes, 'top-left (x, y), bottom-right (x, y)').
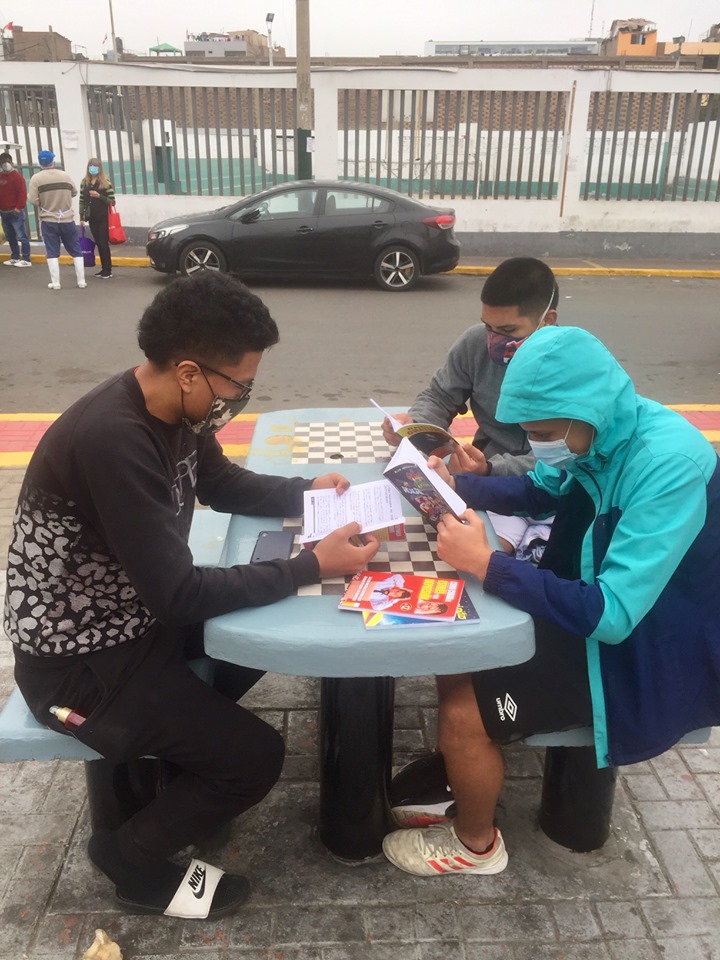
top-left (250, 529), bottom-right (295, 563)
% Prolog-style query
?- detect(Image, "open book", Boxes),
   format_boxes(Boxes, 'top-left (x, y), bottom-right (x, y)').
top-left (339, 570), bottom-right (465, 622)
top-left (300, 438), bottom-right (466, 541)
top-left (371, 399), bottom-right (458, 458)
top-left (383, 438), bottom-right (466, 528)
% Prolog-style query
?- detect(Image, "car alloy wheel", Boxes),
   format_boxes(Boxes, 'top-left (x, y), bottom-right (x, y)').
top-left (180, 241), bottom-right (227, 276)
top-left (375, 246), bottom-right (419, 291)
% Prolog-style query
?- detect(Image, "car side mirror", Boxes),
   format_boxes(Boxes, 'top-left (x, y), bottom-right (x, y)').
top-left (240, 208), bottom-right (261, 224)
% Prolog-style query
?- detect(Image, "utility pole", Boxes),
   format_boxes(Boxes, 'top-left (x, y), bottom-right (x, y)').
top-left (108, 0), bottom-right (118, 60)
top-left (295, 0), bottom-right (312, 179)
top-left (266, 12), bottom-right (275, 67)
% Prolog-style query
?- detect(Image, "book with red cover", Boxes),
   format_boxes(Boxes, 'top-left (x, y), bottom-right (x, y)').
top-left (361, 588), bottom-right (480, 629)
top-left (338, 570), bottom-right (465, 622)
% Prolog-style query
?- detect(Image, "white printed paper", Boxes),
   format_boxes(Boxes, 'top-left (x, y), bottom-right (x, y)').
top-left (300, 481), bottom-right (405, 543)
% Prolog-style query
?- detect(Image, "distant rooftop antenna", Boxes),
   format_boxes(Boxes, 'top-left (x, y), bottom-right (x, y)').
top-left (588, 0), bottom-right (596, 37)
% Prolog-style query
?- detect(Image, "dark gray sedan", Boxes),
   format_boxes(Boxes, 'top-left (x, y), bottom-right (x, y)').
top-left (146, 180), bottom-right (460, 291)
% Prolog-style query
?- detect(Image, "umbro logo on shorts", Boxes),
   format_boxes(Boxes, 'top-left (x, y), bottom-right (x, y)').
top-left (495, 693), bottom-right (518, 722)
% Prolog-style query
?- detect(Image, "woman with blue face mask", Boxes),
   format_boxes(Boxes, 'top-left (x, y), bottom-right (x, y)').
top-left (80, 158), bottom-right (116, 278)
top-left (382, 325), bottom-right (720, 880)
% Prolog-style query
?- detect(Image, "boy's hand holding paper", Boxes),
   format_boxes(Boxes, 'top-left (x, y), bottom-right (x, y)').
top-left (312, 522), bottom-right (380, 578)
top-left (371, 399), bottom-right (458, 458)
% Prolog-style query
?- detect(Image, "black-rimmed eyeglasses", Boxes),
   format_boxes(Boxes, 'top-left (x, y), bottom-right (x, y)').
top-left (185, 361), bottom-right (254, 402)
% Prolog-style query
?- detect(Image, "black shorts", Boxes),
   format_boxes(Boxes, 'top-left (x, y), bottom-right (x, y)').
top-left (471, 617), bottom-right (593, 744)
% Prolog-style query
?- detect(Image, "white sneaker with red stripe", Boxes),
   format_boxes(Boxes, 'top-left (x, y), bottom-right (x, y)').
top-left (382, 823), bottom-right (508, 876)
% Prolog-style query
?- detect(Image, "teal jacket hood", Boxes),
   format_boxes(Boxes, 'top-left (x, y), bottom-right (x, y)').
top-left (495, 326), bottom-right (638, 464)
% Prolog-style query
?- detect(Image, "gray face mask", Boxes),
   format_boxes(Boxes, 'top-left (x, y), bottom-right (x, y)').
top-left (183, 393), bottom-right (250, 437)
top-left (181, 368), bottom-right (252, 437)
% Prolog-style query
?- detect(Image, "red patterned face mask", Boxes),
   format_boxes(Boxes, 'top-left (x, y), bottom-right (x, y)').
top-left (486, 330), bottom-right (528, 366)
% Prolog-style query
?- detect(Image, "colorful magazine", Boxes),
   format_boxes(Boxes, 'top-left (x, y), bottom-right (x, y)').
top-left (371, 398), bottom-right (458, 458)
top-left (362, 588), bottom-right (480, 629)
top-left (339, 570), bottom-right (465, 622)
top-left (383, 438), bottom-right (467, 528)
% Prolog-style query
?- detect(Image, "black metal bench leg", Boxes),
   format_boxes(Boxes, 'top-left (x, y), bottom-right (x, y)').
top-left (318, 676), bottom-right (395, 862)
top-left (539, 745), bottom-right (617, 852)
top-left (84, 758), bottom-right (171, 833)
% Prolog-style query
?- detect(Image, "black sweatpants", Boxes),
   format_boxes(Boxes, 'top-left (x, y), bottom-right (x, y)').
top-left (89, 210), bottom-right (112, 273)
top-left (14, 624), bottom-right (283, 865)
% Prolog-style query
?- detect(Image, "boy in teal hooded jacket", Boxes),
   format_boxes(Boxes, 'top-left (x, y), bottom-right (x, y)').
top-left (382, 325), bottom-right (720, 879)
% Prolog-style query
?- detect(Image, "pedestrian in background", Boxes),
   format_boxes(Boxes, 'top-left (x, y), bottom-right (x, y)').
top-left (28, 149), bottom-right (86, 291)
top-left (0, 151), bottom-right (32, 268)
top-left (80, 157), bottom-right (115, 279)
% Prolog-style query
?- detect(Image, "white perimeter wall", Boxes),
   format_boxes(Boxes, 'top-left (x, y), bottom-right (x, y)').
top-left (4, 60), bottom-right (720, 235)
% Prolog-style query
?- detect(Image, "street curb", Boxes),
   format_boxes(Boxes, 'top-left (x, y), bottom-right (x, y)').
top-left (3, 253), bottom-right (720, 279)
top-left (451, 265), bottom-right (720, 279)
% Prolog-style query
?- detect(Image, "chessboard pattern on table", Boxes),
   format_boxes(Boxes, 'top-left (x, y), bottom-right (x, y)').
top-left (283, 515), bottom-right (461, 596)
top-left (286, 418), bottom-right (461, 595)
top-left (291, 421), bottom-right (392, 465)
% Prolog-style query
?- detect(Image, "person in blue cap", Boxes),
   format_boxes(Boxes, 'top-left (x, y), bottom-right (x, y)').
top-left (382, 325), bottom-right (720, 877)
top-left (28, 149), bottom-right (86, 290)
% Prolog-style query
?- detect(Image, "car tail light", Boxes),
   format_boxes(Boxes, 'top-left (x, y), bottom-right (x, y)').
top-left (422, 214), bottom-right (455, 230)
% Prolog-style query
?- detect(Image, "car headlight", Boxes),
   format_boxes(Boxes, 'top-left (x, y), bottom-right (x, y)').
top-left (148, 224), bottom-right (189, 241)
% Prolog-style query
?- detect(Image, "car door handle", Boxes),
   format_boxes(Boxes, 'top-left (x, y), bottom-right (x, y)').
top-left (296, 225), bottom-right (314, 234)
top-left (373, 220), bottom-right (388, 228)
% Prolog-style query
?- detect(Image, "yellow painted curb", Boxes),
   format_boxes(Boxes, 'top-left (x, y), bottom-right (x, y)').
top-left (0, 413), bottom-right (60, 421)
top-left (0, 253), bottom-right (151, 267)
top-left (451, 266), bottom-right (720, 279)
top-left (0, 452), bottom-right (35, 468)
top-left (3, 253), bottom-right (718, 278)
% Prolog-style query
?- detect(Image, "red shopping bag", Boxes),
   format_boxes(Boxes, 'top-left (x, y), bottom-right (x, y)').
top-left (108, 206), bottom-right (127, 245)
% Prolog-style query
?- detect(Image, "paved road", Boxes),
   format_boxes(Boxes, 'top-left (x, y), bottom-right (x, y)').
top-left (1, 265), bottom-right (719, 412)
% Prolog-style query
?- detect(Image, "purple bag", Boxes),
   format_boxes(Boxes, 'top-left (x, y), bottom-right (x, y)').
top-left (78, 225), bottom-right (96, 268)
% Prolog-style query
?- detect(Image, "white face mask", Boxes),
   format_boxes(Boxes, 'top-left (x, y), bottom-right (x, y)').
top-left (1, 162), bottom-right (12, 172)
top-left (529, 421), bottom-right (577, 468)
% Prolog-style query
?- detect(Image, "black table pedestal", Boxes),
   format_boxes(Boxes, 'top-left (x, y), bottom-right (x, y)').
top-left (318, 676), bottom-right (395, 862)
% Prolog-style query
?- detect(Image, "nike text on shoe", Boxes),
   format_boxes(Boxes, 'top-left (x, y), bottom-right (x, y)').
top-left (382, 823), bottom-right (508, 877)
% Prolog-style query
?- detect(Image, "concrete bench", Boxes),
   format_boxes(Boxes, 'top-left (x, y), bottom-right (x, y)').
top-left (0, 510), bottom-right (231, 813)
top-left (523, 725), bottom-right (711, 850)
top-left (525, 727), bottom-right (711, 748)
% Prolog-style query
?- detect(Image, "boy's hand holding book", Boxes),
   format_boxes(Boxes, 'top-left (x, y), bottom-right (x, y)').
top-left (437, 510), bottom-right (494, 580)
top-left (446, 443), bottom-right (490, 477)
top-left (426, 455), bottom-right (456, 489)
top-left (381, 412), bottom-right (413, 447)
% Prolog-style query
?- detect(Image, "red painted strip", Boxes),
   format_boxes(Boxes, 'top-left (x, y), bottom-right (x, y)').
top-left (214, 420), bottom-right (257, 444)
top-left (0, 423), bottom-right (55, 450)
top-left (1, 410), bottom-right (719, 456)
top-left (678, 411), bottom-right (720, 429)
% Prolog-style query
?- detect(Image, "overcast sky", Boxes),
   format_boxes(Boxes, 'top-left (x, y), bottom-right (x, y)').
top-left (0, 0), bottom-right (717, 59)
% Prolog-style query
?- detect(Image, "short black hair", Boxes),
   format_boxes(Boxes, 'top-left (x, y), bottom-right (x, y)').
top-left (0, 152), bottom-right (12, 162)
top-left (481, 257), bottom-right (558, 317)
top-left (137, 273), bottom-right (279, 366)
